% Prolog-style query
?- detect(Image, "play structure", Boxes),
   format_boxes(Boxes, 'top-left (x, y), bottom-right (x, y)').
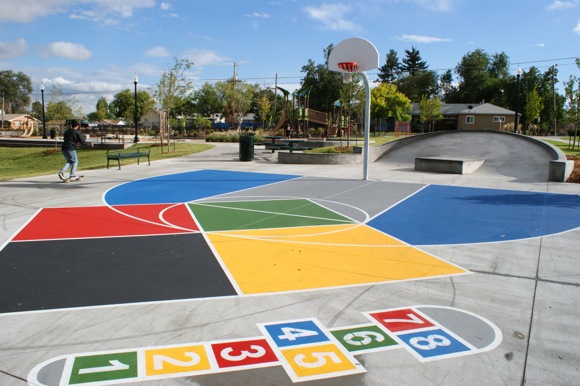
top-left (272, 86), bottom-right (328, 138)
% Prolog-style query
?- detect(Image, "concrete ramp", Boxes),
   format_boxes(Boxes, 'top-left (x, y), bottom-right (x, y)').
top-left (415, 157), bottom-right (485, 174)
top-left (377, 131), bottom-right (573, 182)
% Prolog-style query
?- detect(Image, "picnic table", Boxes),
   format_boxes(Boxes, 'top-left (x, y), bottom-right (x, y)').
top-left (264, 136), bottom-right (288, 153)
top-left (283, 139), bottom-right (313, 153)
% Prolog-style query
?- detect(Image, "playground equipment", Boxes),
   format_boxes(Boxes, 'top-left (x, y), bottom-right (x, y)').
top-left (328, 37), bottom-right (379, 180)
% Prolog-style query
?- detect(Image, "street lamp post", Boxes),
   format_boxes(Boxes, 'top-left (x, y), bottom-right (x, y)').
top-left (133, 73), bottom-right (139, 143)
top-left (40, 83), bottom-right (47, 139)
top-left (514, 66), bottom-right (522, 134)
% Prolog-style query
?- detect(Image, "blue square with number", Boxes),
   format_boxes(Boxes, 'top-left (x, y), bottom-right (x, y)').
top-left (263, 320), bottom-right (329, 348)
top-left (397, 329), bottom-right (471, 359)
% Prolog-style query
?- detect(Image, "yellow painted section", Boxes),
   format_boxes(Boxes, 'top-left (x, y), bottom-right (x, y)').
top-left (281, 343), bottom-right (357, 378)
top-left (207, 224), bottom-right (466, 294)
top-left (144, 345), bottom-right (210, 376)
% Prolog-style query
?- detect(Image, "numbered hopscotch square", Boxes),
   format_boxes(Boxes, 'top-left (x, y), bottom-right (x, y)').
top-left (330, 324), bottom-right (399, 354)
top-left (396, 328), bottom-right (471, 361)
top-left (144, 344), bottom-right (211, 376)
top-left (68, 351), bottom-right (138, 384)
top-left (260, 319), bottom-right (330, 348)
top-left (367, 308), bottom-right (435, 333)
top-left (210, 337), bottom-right (279, 369)
top-left (280, 343), bottom-right (365, 382)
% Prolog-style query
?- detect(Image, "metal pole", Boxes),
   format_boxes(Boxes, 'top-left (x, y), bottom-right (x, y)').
top-left (552, 64), bottom-right (557, 136)
top-left (40, 84), bottom-right (47, 139)
top-left (362, 71), bottom-right (371, 180)
top-left (514, 66), bottom-right (522, 133)
top-left (133, 73), bottom-right (139, 143)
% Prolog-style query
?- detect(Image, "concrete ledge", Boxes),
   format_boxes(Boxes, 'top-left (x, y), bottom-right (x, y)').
top-left (550, 159), bottom-right (575, 182)
top-left (278, 151), bottom-right (361, 164)
top-left (415, 157), bottom-right (485, 174)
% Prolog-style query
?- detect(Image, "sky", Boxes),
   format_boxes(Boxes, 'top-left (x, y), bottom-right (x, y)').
top-left (0, 0), bottom-right (578, 114)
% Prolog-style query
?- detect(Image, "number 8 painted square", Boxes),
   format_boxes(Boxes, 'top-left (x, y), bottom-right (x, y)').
top-left (396, 329), bottom-right (470, 360)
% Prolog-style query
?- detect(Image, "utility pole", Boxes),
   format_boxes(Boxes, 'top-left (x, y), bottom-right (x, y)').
top-left (552, 64), bottom-right (557, 136)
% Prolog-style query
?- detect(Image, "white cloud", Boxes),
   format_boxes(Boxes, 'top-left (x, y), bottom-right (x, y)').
top-left (304, 4), bottom-right (359, 32)
top-left (245, 12), bottom-right (270, 18)
top-left (546, 0), bottom-right (577, 11)
top-left (145, 46), bottom-right (170, 57)
top-left (0, 0), bottom-right (70, 22)
top-left (0, 0), bottom-right (156, 23)
top-left (574, 20), bottom-right (580, 33)
top-left (411, 0), bottom-right (454, 12)
top-left (182, 48), bottom-right (231, 67)
top-left (0, 38), bottom-right (28, 58)
top-left (46, 41), bottom-right (92, 60)
top-left (530, 43), bottom-right (545, 47)
top-left (397, 34), bottom-right (451, 43)
top-left (160, 2), bottom-right (172, 11)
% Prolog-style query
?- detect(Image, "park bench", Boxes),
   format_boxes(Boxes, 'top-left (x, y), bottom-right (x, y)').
top-left (106, 147), bottom-right (151, 170)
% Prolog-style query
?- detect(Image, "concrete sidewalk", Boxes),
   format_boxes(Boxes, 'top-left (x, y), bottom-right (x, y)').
top-left (0, 138), bottom-right (579, 386)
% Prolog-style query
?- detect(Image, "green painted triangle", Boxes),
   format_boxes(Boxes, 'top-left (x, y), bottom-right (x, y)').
top-left (189, 199), bottom-right (354, 231)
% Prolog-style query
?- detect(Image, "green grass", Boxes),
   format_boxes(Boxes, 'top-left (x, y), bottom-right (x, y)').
top-left (0, 143), bottom-right (214, 180)
top-left (543, 140), bottom-right (580, 156)
top-left (308, 134), bottom-right (400, 154)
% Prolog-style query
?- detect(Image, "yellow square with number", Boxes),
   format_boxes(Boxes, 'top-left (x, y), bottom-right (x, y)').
top-left (281, 343), bottom-right (359, 380)
top-left (145, 345), bottom-right (211, 376)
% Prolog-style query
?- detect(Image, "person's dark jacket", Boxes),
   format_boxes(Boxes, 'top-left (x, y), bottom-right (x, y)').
top-left (61, 128), bottom-right (89, 151)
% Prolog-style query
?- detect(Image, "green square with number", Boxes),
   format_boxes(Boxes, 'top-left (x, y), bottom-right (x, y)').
top-left (331, 325), bottom-right (398, 353)
top-left (69, 352), bottom-right (138, 384)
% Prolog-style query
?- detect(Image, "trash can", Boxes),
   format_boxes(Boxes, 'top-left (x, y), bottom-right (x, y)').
top-left (50, 128), bottom-right (56, 139)
top-left (239, 132), bottom-right (254, 161)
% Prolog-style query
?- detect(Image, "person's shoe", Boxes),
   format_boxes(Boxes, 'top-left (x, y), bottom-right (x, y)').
top-left (58, 172), bottom-right (65, 180)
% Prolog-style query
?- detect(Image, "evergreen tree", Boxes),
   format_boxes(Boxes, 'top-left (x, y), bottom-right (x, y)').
top-left (400, 47), bottom-right (428, 76)
top-left (377, 49), bottom-right (400, 83)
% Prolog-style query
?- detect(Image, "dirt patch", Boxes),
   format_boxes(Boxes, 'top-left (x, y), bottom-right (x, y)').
top-left (566, 155), bottom-right (580, 183)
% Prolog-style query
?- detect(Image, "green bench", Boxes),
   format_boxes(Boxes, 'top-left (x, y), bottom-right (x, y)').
top-left (106, 147), bottom-right (151, 170)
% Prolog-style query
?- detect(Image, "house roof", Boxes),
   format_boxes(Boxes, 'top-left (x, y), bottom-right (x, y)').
top-left (1, 114), bottom-right (39, 121)
top-left (411, 103), bottom-right (515, 116)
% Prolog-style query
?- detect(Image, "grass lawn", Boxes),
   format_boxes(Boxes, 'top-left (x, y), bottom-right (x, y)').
top-left (542, 140), bottom-right (580, 156)
top-left (0, 142), bottom-right (214, 181)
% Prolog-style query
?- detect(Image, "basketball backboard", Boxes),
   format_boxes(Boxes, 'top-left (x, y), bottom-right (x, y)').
top-left (328, 37), bottom-right (379, 73)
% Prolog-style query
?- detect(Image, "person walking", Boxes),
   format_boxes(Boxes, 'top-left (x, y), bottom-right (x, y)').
top-left (58, 119), bottom-right (93, 180)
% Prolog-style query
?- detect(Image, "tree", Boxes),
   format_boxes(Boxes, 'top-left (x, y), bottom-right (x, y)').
top-left (45, 85), bottom-right (72, 123)
top-left (396, 70), bottom-right (439, 102)
top-left (152, 57), bottom-right (194, 117)
top-left (377, 49), bottom-right (401, 83)
top-left (193, 82), bottom-right (224, 117)
top-left (400, 47), bottom-right (428, 76)
top-left (95, 97), bottom-right (109, 121)
top-left (439, 69), bottom-right (458, 102)
top-left (419, 96), bottom-right (443, 132)
top-left (300, 44), bottom-right (343, 112)
top-left (257, 95), bottom-right (271, 129)
top-left (109, 89), bottom-right (154, 124)
top-left (0, 70), bottom-right (32, 114)
top-left (370, 83), bottom-right (412, 122)
top-left (524, 88), bottom-right (543, 135)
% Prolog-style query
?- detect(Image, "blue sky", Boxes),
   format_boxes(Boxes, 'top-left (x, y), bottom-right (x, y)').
top-left (0, 0), bottom-right (578, 113)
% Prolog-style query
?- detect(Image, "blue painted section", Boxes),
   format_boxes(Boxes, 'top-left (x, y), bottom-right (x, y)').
top-left (368, 185), bottom-right (580, 245)
top-left (104, 169), bottom-right (300, 206)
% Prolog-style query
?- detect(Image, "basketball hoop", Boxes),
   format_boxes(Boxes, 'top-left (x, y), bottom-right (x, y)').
top-left (337, 61), bottom-right (358, 73)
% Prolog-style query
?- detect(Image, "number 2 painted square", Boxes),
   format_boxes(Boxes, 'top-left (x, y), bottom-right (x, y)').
top-left (397, 329), bottom-right (470, 360)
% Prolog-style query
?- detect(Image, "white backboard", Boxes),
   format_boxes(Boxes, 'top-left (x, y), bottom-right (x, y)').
top-left (328, 37), bottom-right (379, 73)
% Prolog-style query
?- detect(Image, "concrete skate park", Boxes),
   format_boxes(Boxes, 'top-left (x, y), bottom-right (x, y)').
top-left (0, 131), bottom-right (578, 386)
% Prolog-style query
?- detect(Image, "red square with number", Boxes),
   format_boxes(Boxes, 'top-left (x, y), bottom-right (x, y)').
top-left (369, 308), bottom-right (434, 333)
top-left (211, 338), bottom-right (279, 368)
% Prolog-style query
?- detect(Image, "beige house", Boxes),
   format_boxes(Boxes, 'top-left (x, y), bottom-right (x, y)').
top-left (0, 114), bottom-right (40, 136)
top-left (411, 103), bottom-right (517, 132)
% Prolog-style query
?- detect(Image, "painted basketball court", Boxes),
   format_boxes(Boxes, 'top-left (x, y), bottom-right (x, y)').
top-left (1, 141), bottom-right (579, 385)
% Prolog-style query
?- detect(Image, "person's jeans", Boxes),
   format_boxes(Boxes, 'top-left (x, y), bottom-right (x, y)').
top-left (60, 150), bottom-right (78, 177)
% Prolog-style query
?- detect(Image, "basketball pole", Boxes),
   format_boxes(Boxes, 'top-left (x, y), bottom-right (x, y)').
top-left (362, 71), bottom-right (371, 180)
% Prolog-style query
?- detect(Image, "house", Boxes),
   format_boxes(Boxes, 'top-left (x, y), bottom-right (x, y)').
top-left (1, 114), bottom-right (40, 136)
top-left (411, 103), bottom-right (517, 132)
